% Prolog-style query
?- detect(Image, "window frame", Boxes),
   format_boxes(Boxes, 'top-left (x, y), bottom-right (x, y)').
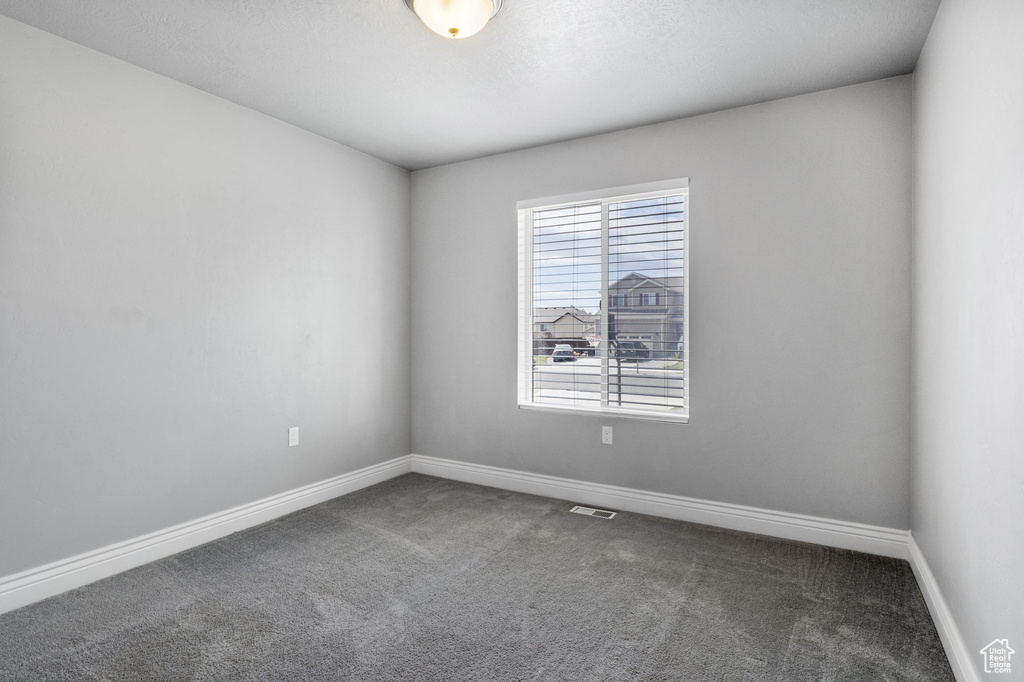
top-left (517, 178), bottom-right (690, 424)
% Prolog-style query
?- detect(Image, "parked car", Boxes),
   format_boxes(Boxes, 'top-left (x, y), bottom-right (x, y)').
top-left (550, 344), bottom-right (578, 362)
top-left (613, 341), bottom-right (650, 360)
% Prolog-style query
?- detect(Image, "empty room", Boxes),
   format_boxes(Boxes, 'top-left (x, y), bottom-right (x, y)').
top-left (0, 0), bottom-right (1021, 680)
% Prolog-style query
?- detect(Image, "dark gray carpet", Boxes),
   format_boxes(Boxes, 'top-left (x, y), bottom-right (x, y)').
top-left (0, 473), bottom-right (953, 681)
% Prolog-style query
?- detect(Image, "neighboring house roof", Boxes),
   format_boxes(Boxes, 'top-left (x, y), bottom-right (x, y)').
top-left (533, 306), bottom-right (597, 324)
top-left (609, 272), bottom-right (683, 293)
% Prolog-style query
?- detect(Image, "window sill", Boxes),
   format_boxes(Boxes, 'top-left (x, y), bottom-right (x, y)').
top-left (518, 403), bottom-right (689, 424)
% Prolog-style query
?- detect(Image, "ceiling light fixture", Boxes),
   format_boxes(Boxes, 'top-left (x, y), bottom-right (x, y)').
top-left (404, 0), bottom-right (503, 40)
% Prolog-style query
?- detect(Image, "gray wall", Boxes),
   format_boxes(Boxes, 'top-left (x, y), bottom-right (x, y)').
top-left (412, 77), bottom-right (913, 529)
top-left (912, 0), bottom-right (1024, 674)
top-left (0, 16), bottom-right (411, 577)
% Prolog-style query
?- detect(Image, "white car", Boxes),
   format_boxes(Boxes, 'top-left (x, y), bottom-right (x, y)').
top-left (550, 344), bottom-right (578, 362)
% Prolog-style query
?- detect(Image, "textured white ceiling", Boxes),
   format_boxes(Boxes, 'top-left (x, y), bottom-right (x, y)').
top-left (0, 0), bottom-right (939, 170)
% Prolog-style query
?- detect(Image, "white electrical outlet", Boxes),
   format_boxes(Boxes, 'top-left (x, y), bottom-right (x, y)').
top-left (602, 426), bottom-right (613, 445)
top-left (288, 427), bottom-right (299, 447)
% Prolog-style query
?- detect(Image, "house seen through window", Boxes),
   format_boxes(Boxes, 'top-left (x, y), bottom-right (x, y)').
top-left (517, 180), bottom-right (689, 422)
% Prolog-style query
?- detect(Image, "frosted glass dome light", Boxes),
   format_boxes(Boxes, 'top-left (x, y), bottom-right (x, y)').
top-left (407, 0), bottom-right (502, 39)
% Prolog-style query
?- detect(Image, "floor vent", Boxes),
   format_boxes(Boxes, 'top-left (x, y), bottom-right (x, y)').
top-left (569, 505), bottom-right (617, 519)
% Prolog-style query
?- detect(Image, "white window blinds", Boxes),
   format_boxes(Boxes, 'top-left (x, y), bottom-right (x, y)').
top-left (518, 180), bottom-right (689, 422)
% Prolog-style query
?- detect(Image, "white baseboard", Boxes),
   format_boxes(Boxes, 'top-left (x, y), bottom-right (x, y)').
top-left (410, 454), bottom-right (910, 559)
top-left (3, 451), bottom-right (970, 681)
top-left (0, 455), bottom-right (412, 616)
top-left (908, 534), bottom-right (980, 682)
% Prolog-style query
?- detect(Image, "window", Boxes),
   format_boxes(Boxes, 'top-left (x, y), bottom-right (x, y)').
top-left (517, 179), bottom-right (689, 422)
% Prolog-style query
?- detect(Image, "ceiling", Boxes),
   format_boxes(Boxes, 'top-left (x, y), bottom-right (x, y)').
top-left (0, 0), bottom-right (940, 170)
